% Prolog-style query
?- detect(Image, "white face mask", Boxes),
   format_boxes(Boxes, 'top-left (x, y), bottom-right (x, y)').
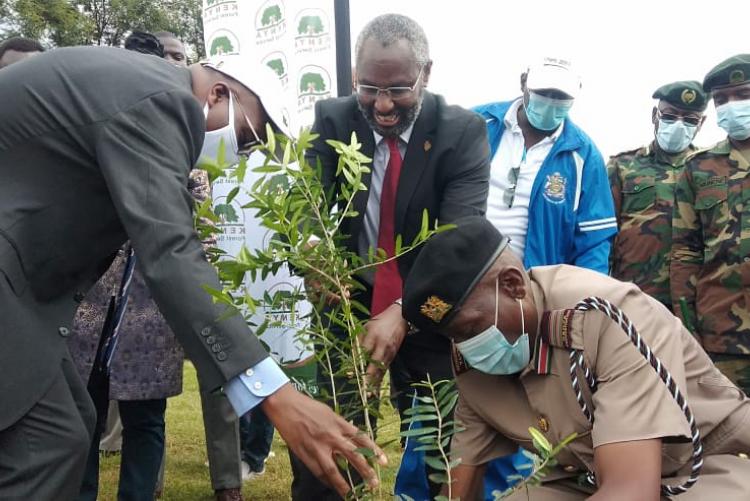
top-left (199, 92), bottom-right (241, 166)
top-left (656, 119), bottom-right (697, 153)
top-left (455, 279), bottom-right (530, 375)
top-left (716, 99), bottom-right (750, 141)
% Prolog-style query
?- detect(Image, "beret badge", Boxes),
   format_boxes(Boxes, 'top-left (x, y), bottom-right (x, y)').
top-left (730, 69), bottom-right (746, 85)
top-left (420, 295), bottom-right (452, 323)
top-left (681, 89), bottom-right (697, 105)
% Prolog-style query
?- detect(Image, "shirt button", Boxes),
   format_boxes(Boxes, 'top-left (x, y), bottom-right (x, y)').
top-left (206, 335), bottom-right (216, 344)
top-left (58, 326), bottom-right (70, 337)
top-left (211, 344), bottom-right (222, 353)
top-left (253, 381), bottom-right (262, 390)
top-left (201, 326), bottom-right (211, 337)
top-left (245, 368), bottom-right (254, 377)
top-left (537, 416), bottom-right (550, 433)
top-left (563, 465), bottom-right (577, 473)
top-left (217, 351), bottom-right (227, 361)
top-left (739, 452), bottom-right (749, 459)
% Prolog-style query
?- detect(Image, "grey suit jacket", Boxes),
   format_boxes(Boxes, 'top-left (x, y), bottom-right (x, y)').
top-left (0, 46), bottom-right (267, 429)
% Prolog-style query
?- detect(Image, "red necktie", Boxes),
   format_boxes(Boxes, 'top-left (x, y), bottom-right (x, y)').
top-left (371, 137), bottom-right (404, 316)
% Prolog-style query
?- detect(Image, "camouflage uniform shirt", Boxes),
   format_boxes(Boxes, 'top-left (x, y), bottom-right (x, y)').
top-left (671, 139), bottom-right (750, 355)
top-left (608, 142), bottom-right (695, 308)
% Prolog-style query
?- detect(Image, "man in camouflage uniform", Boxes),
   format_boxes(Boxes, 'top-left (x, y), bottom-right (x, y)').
top-left (672, 54), bottom-right (750, 395)
top-left (609, 81), bottom-right (707, 310)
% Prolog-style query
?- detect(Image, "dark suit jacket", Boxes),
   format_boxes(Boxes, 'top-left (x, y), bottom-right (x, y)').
top-left (0, 47), bottom-right (267, 429)
top-left (305, 93), bottom-right (489, 352)
top-left (307, 92), bottom-right (490, 286)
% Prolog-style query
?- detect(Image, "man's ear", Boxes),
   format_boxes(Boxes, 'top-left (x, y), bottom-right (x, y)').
top-left (498, 266), bottom-right (526, 300)
top-left (206, 81), bottom-right (230, 108)
top-left (520, 72), bottom-right (528, 93)
top-left (651, 105), bottom-right (659, 125)
top-left (421, 60), bottom-right (433, 87)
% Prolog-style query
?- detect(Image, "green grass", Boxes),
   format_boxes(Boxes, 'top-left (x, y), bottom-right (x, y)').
top-left (97, 363), bottom-right (404, 500)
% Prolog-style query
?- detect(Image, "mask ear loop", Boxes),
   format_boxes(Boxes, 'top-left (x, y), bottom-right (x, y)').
top-left (494, 276), bottom-right (499, 327)
top-left (518, 298), bottom-right (525, 335)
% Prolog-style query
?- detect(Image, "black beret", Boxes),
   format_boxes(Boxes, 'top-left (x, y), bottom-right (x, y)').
top-left (403, 217), bottom-right (509, 333)
top-left (703, 54), bottom-right (750, 93)
top-left (652, 80), bottom-right (707, 112)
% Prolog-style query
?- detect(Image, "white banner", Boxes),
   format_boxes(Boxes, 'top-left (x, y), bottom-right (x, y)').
top-left (203, 0), bottom-right (340, 371)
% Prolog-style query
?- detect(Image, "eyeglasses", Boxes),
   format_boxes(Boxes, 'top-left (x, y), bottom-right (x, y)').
top-left (657, 110), bottom-right (702, 127)
top-left (503, 165), bottom-right (521, 208)
top-left (356, 67), bottom-right (423, 100)
top-left (234, 92), bottom-right (263, 155)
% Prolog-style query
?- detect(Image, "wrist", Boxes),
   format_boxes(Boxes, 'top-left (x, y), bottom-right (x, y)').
top-left (392, 298), bottom-right (417, 335)
top-left (260, 381), bottom-right (293, 417)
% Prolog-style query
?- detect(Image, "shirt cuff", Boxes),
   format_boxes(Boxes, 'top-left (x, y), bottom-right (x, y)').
top-left (224, 357), bottom-right (289, 417)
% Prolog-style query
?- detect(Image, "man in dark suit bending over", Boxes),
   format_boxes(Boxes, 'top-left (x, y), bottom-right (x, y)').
top-left (0, 47), bottom-right (384, 500)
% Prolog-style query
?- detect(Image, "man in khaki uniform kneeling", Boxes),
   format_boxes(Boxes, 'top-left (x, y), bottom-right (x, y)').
top-left (402, 216), bottom-right (750, 500)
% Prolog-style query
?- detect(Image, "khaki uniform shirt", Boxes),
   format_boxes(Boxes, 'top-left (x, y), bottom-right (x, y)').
top-left (452, 265), bottom-right (750, 494)
top-left (671, 139), bottom-right (750, 355)
top-left (608, 142), bottom-right (695, 308)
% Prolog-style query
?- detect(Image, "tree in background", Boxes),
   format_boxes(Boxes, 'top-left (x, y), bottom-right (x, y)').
top-left (0, 0), bottom-right (205, 59)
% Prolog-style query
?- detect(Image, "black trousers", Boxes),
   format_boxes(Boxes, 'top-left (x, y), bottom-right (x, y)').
top-left (0, 355), bottom-right (96, 501)
top-left (289, 306), bottom-right (454, 501)
top-left (77, 398), bottom-right (167, 501)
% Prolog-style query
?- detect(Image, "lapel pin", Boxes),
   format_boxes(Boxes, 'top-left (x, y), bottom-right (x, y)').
top-left (424, 140), bottom-right (432, 152)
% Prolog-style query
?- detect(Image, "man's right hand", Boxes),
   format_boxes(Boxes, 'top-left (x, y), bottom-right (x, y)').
top-left (261, 382), bottom-right (387, 496)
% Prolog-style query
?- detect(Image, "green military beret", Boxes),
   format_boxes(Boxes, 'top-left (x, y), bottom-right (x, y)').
top-left (403, 217), bottom-right (509, 333)
top-left (652, 80), bottom-right (708, 112)
top-left (703, 54), bottom-right (750, 92)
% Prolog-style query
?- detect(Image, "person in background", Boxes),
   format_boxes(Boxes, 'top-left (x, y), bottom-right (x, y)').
top-left (672, 54), bottom-right (750, 396)
top-left (0, 36), bottom-right (43, 68)
top-left (474, 57), bottom-right (616, 273)
top-left (608, 81), bottom-right (707, 310)
top-left (153, 31), bottom-right (188, 66)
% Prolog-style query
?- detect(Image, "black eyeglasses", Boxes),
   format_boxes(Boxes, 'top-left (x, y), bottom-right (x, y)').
top-left (356, 67), bottom-right (423, 100)
top-left (657, 110), bottom-right (702, 127)
top-left (503, 165), bottom-right (521, 208)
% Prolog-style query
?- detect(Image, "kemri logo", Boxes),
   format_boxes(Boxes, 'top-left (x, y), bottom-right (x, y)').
top-left (208, 29), bottom-right (239, 56)
top-left (203, 0), bottom-right (238, 24)
top-left (262, 51), bottom-right (289, 89)
top-left (297, 65), bottom-right (331, 114)
top-left (294, 8), bottom-right (331, 53)
top-left (255, 0), bottom-right (287, 45)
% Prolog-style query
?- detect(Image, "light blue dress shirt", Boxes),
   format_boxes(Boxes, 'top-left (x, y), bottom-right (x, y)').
top-left (224, 357), bottom-right (289, 417)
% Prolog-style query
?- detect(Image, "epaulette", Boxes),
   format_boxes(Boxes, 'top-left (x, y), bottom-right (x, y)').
top-left (539, 309), bottom-right (584, 350)
top-left (609, 145), bottom-right (648, 163)
top-left (686, 139), bottom-right (731, 162)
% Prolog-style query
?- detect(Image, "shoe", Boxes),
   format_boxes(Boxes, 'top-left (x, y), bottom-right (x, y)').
top-left (241, 461), bottom-right (266, 482)
top-left (214, 487), bottom-right (243, 501)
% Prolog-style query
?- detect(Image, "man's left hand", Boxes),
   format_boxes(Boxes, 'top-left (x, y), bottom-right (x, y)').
top-left (361, 303), bottom-right (408, 390)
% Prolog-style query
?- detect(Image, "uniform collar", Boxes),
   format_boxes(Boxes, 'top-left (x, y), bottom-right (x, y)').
top-left (645, 141), bottom-right (696, 168)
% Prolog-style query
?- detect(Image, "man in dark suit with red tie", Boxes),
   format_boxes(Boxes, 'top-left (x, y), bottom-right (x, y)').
top-left (291, 13), bottom-right (491, 500)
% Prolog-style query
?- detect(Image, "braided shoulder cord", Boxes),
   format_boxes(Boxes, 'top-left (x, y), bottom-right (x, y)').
top-left (569, 296), bottom-right (703, 496)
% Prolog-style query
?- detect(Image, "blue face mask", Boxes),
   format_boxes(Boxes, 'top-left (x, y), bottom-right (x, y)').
top-left (656, 119), bottom-right (697, 153)
top-left (716, 99), bottom-right (750, 141)
top-left (455, 279), bottom-right (530, 375)
top-left (525, 91), bottom-right (574, 131)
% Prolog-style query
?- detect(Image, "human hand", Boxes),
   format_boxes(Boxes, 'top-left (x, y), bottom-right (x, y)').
top-left (262, 383), bottom-right (387, 496)
top-left (361, 303), bottom-right (408, 390)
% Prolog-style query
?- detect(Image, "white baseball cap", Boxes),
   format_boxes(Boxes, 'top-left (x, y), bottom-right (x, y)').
top-left (200, 55), bottom-right (293, 138)
top-left (526, 57), bottom-right (581, 99)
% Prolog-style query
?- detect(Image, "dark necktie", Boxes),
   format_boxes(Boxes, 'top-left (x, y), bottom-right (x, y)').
top-left (371, 136), bottom-right (404, 316)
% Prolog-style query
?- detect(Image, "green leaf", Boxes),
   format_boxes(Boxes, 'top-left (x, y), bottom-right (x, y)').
top-left (528, 427), bottom-right (552, 455)
top-left (422, 455), bottom-right (447, 471)
top-left (400, 426), bottom-right (438, 438)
